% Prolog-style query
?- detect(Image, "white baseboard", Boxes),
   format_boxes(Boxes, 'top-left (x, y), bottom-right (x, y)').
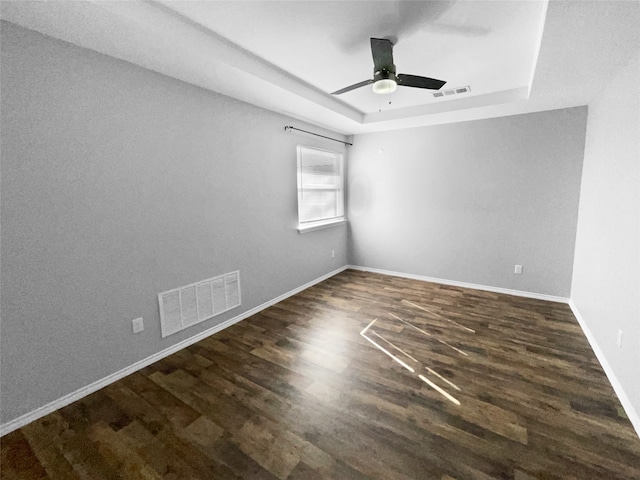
top-left (568, 300), bottom-right (640, 439)
top-left (347, 265), bottom-right (569, 303)
top-left (0, 266), bottom-right (349, 437)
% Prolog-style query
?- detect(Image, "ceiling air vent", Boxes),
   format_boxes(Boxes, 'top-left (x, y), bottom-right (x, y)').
top-left (433, 86), bottom-right (471, 98)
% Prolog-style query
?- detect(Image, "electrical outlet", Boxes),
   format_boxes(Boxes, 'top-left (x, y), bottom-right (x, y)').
top-left (132, 317), bottom-right (144, 334)
top-left (617, 329), bottom-right (623, 348)
top-left (514, 264), bottom-right (523, 274)
top-left (331, 250), bottom-right (335, 258)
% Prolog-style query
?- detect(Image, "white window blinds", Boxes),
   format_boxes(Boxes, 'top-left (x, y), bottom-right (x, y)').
top-left (297, 146), bottom-right (345, 227)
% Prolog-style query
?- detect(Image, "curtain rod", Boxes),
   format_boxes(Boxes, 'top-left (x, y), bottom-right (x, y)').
top-left (284, 125), bottom-right (352, 146)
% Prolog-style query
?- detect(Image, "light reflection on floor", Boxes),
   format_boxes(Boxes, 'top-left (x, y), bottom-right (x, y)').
top-left (388, 312), bottom-right (469, 356)
top-left (360, 319), bottom-right (416, 373)
top-left (401, 299), bottom-right (476, 333)
top-left (359, 299), bottom-right (475, 406)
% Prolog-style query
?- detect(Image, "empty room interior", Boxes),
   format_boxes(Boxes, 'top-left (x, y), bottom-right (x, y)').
top-left (1, 1), bottom-right (639, 479)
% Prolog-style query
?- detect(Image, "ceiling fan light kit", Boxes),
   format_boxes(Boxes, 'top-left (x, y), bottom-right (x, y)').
top-left (332, 38), bottom-right (446, 96)
top-left (372, 78), bottom-right (397, 94)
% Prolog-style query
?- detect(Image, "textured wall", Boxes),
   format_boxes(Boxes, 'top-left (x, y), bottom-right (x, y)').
top-left (348, 108), bottom-right (587, 297)
top-left (571, 53), bottom-right (640, 421)
top-left (0, 22), bottom-right (347, 424)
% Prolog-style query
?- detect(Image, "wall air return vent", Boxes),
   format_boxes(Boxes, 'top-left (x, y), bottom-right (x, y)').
top-left (433, 86), bottom-right (471, 98)
top-left (158, 271), bottom-right (241, 338)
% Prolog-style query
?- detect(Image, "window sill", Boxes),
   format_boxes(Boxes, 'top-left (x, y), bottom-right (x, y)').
top-left (297, 219), bottom-right (347, 234)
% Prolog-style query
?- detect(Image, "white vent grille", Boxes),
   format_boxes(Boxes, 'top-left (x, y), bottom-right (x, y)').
top-left (433, 85), bottom-right (471, 98)
top-left (158, 271), bottom-right (241, 337)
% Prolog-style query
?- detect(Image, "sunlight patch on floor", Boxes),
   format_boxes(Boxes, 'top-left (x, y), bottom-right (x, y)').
top-left (359, 298), bottom-right (477, 406)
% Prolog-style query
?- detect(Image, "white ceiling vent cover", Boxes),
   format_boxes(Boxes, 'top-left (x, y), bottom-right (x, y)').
top-left (158, 271), bottom-right (241, 338)
top-left (433, 86), bottom-right (471, 98)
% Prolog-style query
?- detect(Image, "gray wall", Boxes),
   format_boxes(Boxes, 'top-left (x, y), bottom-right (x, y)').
top-left (571, 53), bottom-right (640, 418)
top-left (0, 22), bottom-right (347, 424)
top-left (348, 108), bottom-right (587, 297)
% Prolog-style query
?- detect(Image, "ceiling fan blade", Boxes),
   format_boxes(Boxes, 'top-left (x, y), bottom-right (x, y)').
top-left (397, 74), bottom-right (446, 90)
top-left (370, 38), bottom-right (395, 71)
top-left (331, 79), bottom-right (374, 95)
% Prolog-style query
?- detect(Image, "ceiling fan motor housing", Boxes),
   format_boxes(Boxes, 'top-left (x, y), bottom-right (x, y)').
top-left (374, 67), bottom-right (397, 83)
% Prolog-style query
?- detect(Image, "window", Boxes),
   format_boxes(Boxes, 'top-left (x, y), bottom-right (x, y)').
top-left (297, 145), bottom-right (345, 232)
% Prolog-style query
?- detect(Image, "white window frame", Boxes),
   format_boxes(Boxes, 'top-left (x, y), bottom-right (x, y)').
top-left (296, 145), bottom-right (346, 233)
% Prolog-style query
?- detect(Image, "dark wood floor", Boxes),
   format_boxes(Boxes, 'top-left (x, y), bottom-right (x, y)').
top-left (2, 269), bottom-right (640, 479)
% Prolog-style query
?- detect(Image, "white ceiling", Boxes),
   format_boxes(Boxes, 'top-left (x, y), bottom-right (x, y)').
top-left (1, 1), bottom-right (639, 135)
top-left (161, 1), bottom-right (544, 110)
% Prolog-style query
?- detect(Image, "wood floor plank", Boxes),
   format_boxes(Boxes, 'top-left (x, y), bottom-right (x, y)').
top-left (3, 269), bottom-right (640, 479)
top-left (0, 430), bottom-right (49, 480)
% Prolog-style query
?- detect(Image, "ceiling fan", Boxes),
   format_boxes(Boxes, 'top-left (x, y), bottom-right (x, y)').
top-left (331, 38), bottom-right (446, 96)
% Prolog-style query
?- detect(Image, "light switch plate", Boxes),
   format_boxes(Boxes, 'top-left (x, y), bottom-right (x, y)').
top-left (132, 317), bottom-right (144, 334)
